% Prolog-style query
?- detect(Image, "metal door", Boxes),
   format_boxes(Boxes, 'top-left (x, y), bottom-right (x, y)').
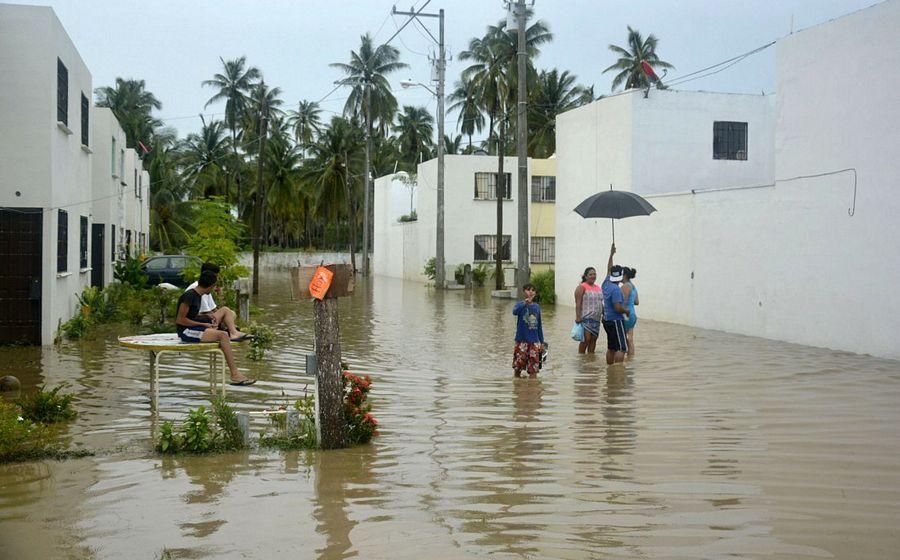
top-left (91, 223), bottom-right (105, 288)
top-left (0, 208), bottom-right (42, 344)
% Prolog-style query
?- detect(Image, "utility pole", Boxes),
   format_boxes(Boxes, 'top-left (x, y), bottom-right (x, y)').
top-left (391, 5), bottom-right (446, 289)
top-left (515, 0), bottom-right (530, 299)
top-left (362, 81), bottom-right (371, 277)
top-left (252, 85), bottom-right (268, 295)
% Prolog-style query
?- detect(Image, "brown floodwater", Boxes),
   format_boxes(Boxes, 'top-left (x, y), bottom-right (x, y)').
top-left (1, 273), bottom-right (899, 559)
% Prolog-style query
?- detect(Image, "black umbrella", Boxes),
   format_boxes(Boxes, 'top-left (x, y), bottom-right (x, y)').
top-left (574, 186), bottom-right (657, 242)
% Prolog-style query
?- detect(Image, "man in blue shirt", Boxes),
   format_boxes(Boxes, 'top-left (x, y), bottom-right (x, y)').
top-left (601, 243), bottom-right (630, 365)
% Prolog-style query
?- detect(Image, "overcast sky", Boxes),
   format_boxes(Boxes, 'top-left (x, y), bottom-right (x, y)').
top-left (14, 0), bottom-right (879, 139)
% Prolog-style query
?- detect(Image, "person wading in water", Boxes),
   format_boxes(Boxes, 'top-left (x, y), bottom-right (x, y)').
top-left (575, 267), bottom-right (603, 354)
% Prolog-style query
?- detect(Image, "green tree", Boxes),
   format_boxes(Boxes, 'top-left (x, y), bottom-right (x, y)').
top-left (182, 198), bottom-right (248, 285)
top-left (94, 78), bottom-right (163, 148)
top-left (179, 118), bottom-right (231, 198)
top-left (528, 69), bottom-right (589, 157)
top-left (203, 56), bottom-right (262, 207)
top-left (331, 33), bottom-right (408, 137)
top-left (287, 100), bottom-right (323, 154)
top-left (264, 127), bottom-right (304, 248)
top-left (447, 76), bottom-right (485, 152)
top-left (394, 105), bottom-right (435, 172)
top-left (603, 26), bottom-right (674, 92)
top-left (443, 133), bottom-right (463, 155)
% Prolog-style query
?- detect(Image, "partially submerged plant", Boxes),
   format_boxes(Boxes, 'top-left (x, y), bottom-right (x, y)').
top-left (16, 384), bottom-right (77, 423)
top-left (244, 322), bottom-right (274, 361)
top-left (156, 400), bottom-right (246, 455)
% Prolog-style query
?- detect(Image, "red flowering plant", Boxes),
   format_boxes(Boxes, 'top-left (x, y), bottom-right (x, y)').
top-left (342, 372), bottom-right (379, 444)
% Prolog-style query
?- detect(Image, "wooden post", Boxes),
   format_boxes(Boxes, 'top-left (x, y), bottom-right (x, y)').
top-left (236, 412), bottom-right (251, 447)
top-left (313, 297), bottom-right (347, 449)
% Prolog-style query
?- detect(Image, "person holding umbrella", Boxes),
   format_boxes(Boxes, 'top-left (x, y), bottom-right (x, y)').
top-left (601, 244), bottom-right (630, 365)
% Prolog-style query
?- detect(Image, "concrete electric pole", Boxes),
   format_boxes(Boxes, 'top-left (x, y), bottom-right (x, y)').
top-left (252, 85), bottom-right (268, 296)
top-left (515, 0), bottom-right (530, 298)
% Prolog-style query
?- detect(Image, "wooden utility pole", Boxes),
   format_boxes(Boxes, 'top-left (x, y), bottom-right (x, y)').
top-left (515, 0), bottom-right (530, 298)
top-left (313, 297), bottom-right (347, 449)
top-left (252, 86), bottom-right (268, 295)
top-left (496, 114), bottom-right (506, 290)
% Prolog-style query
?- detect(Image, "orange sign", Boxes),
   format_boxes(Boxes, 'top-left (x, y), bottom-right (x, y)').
top-left (308, 266), bottom-right (334, 300)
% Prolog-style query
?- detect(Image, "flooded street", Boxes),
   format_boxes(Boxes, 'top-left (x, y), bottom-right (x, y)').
top-left (1, 273), bottom-right (899, 559)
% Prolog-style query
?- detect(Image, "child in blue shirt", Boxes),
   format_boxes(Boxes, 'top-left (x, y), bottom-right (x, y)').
top-left (512, 283), bottom-right (545, 377)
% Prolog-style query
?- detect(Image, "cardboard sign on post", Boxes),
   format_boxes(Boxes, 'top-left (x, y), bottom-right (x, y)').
top-left (308, 266), bottom-right (334, 300)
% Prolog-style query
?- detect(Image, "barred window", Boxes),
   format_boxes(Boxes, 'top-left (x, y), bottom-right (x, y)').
top-left (530, 236), bottom-right (555, 264)
top-left (79, 216), bottom-right (88, 269)
top-left (134, 169), bottom-right (138, 197)
top-left (474, 234), bottom-right (511, 262)
top-left (57, 210), bottom-right (68, 272)
top-left (80, 93), bottom-right (89, 146)
top-left (120, 149), bottom-right (125, 179)
top-left (110, 224), bottom-right (116, 262)
top-left (57, 58), bottom-right (68, 125)
top-left (713, 121), bottom-right (748, 160)
top-left (474, 172), bottom-right (512, 200)
top-left (531, 176), bottom-right (556, 202)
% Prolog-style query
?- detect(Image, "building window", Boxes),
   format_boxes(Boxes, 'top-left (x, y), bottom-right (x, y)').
top-left (139, 233), bottom-right (146, 253)
top-left (138, 173), bottom-right (143, 200)
top-left (79, 216), bottom-right (88, 269)
top-left (531, 176), bottom-right (556, 202)
top-left (57, 58), bottom-right (68, 125)
top-left (111, 138), bottom-right (116, 176)
top-left (126, 230), bottom-right (132, 256)
top-left (713, 121), bottom-right (748, 160)
top-left (119, 149), bottom-right (125, 179)
top-left (530, 236), bottom-right (555, 264)
top-left (80, 93), bottom-right (89, 146)
top-left (110, 224), bottom-right (116, 262)
top-left (57, 210), bottom-right (68, 272)
top-left (474, 234), bottom-right (511, 262)
top-left (474, 172), bottom-right (512, 200)
top-left (134, 169), bottom-right (138, 197)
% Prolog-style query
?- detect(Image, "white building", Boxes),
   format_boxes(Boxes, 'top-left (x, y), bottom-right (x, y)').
top-left (374, 154), bottom-right (557, 284)
top-left (554, 0), bottom-right (900, 360)
top-left (0, 4), bottom-right (149, 345)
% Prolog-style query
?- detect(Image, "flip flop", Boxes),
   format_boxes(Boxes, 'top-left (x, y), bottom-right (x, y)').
top-left (228, 378), bottom-right (256, 386)
top-left (230, 334), bottom-right (254, 342)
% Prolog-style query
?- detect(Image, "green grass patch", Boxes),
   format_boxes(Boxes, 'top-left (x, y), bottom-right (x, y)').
top-left (16, 384), bottom-right (77, 423)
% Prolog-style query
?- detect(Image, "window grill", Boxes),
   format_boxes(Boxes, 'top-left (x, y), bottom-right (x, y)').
top-left (111, 138), bottom-right (116, 175)
top-left (474, 234), bottom-right (511, 262)
top-left (713, 121), bottom-right (748, 160)
top-left (530, 236), bottom-right (555, 264)
top-left (79, 216), bottom-right (88, 269)
top-left (57, 210), bottom-right (68, 272)
top-left (80, 93), bottom-right (89, 146)
top-left (110, 224), bottom-right (116, 262)
top-left (57, 58), bottom-right (68, 125)
top-left (474, 172), bottom-right (512, 200)
top-left (530, 176), bottom-right (556, 202)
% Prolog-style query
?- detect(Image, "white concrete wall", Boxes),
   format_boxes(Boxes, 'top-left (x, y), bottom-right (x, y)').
top-left (554, 1), bottom-right (900, 360)
top-left (90, 107), bottom-right (127, 286)
top-left (0, 5), bottom-right (94, 344)
top-left (238, 251), bottom-right (365, 270)
top-left (374, 174), bottom-right (427, 281)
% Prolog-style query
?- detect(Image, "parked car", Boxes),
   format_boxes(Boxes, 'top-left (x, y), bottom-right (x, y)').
top-left (141, 255), bottom-right (202, 287)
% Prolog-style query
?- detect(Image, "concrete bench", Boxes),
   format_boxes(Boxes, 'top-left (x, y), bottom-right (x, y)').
top-left (118, 333), bottom-right (246, 406)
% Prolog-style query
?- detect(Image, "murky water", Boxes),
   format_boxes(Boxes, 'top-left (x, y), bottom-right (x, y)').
top-left (1, 274), bottom-right (899, 559)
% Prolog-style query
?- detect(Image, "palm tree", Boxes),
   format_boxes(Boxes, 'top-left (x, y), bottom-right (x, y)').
top-left (148, 135), bottom-right (191, 252)
top-left (528, 69), bottom-right (588, 157)
top-left (202, 56), bottom-right (262, 208)
top-left (443, 134), bottom-right (463, 155)
top-left (241, 81), bottom-right (285, 156)
top-left (179, 118), bottom-right (231, 199)
top-left (603, 26), bottom-right (674, 91)
top-left (94, 78), bottom-right (163, 148)
top-left (287, 100), bottom-right (323, 153)
top-left (331, 33), bottom-right (408, 136)
top-left (394, 105), bottom-right (435, 172)
top-left (447, 77), bottom-right (485, 151)
top-left (263, 129), bottom-right (303, 247)
top-left (460, 16), bottom-right (552, 288)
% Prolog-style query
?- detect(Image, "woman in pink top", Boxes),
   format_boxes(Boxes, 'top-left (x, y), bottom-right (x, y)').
top-left (574, 267), bottom-right (603, 354)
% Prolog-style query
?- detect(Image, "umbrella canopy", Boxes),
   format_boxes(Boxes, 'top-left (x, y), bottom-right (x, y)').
top-left (574, 190), bottom-right (657, 219)
top-left (574, 188), bottom-right (657, 242)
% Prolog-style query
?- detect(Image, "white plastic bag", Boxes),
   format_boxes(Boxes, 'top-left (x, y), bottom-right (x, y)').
top-left (571, 322), bottom-right (584, 342)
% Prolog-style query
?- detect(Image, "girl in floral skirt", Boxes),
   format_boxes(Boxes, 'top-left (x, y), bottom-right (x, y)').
top-left (512, 283), bottom-right (546, 378)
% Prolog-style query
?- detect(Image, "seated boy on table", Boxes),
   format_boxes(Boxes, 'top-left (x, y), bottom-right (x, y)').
top-left (176, 269), bottom-right (255, 386)
top-left (184, 262), bottom-right (247, 342)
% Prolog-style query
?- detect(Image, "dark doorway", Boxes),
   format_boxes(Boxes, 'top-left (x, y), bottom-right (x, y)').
top-left (91, 223), bottom-right (105, 288)
top-left (0, 208), bottom-right (43, 345)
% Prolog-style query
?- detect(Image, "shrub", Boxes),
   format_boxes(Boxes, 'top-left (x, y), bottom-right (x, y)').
top-left (212, 397), bottom-right (244, 451)
top-left (243, 322), bottom-right (274, 361)
top-left (156, 421), bottom-right (180, 454)
top-left (150, 285), bottom-right (179, 324)
top-left (114, 255), bottom-right (148, 288)
top-left (61, 313), bottom-right (91, 340)
top-left (0, 401), bottom-right (51, 463)
top-left (531, 269), bottom-right (556, 304)
top-left (343, 372), bottom-right (378, 445)
top-left (423, 257), bottom-right (436, 281)
top-left (454, 264), bottom-right (466, 285)
top-left (397, 210), bottom-right (417, 222)
top-left (182, 199), bottom-right (248, 286)
top-left (16, 384), bottom-right (77, 423)
top-left (156, 400), bottom-right (246, 454)
top-left (472, 263), bottom-right (489, 287)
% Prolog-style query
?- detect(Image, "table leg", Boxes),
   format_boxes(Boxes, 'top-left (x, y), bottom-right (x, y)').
top-left (220, 349), bottom-right (227, 397)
